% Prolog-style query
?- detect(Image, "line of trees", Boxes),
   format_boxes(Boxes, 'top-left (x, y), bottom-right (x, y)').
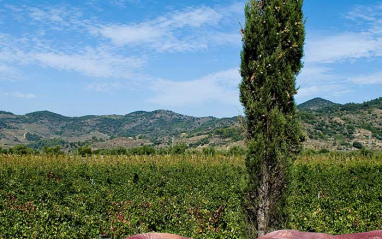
top-left (0, 144), bottom-right (246, 157)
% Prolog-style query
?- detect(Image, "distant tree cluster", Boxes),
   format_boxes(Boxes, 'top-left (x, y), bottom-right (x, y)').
top-left (0, 144), bottom-right (246, 157)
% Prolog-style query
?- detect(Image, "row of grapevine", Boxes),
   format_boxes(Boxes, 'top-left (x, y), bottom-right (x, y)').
top-left (0, 155), bottom-right (246, 239)
top-left (1, 153), bottom-right (381, 238)
top-left (288, 152), bottom-right (382, 234)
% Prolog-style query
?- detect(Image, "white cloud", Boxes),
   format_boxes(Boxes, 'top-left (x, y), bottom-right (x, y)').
top-left (3, 4), bottom-right (85, 32)
top-left (298, 2), bottom-right (382, 100)
top-left (296, 85), bottom-right (352, 101)
top-left (32, 49), bottom-right (145, 79)
top-left (98, 25), bottom-right (164, 46)
top-left (208, 32), bottom-right (241, 46)
top-left (29, 7), bottom-right (65, 23)
top-left (305, 33), bottom-right (382, 63)
top-left (346, 3), bottom-right (382, 23)
top-left (0, 64), bottom-right (23, 81)
top-left (306, 2), bottom-right (382, 64)
top-left (0, 31), bottom-right (146, 80)
top-left (95, 3), bottom-right (242, 52)
top-left (298, 63), bottom-right (337, 83)
top-left (5, 92), bottom-right (36, 99)
top-left (0, 2), bottom-right (242, 82)
top-left (297, 63), bottom-right (353, 101)
top-left (351, 72), bottom-right (382, 85)
top-left (296, 86), bottom-right (321, 99)
top-left (87, 0), bottom-right (140, 9)
top-left (158, 6), bottom-right (222, 28)
top-left (149, 68), bottom-right (240, 107)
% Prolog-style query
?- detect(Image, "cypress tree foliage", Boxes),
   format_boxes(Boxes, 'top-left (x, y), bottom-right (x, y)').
top-left (239, 0), bottom-right (305, 237)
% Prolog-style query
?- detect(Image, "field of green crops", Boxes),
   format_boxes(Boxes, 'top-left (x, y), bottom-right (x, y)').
top-left (288, 152), bottom-right (382, 234)
top-left (1, 152), bottom-right (382, 238)
top-left (0, 155), bottom-right (246, 239)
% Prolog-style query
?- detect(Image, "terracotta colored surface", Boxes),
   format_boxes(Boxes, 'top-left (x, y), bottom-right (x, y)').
top-left (124, 233), bottom-right (192, 239)
top-left (257, 230), bottom-right (333, 239)
top-left (333, 230), bottom-right (382, 239)
top-left (258, 230), bottom-right (382, 239)
top-left (124, 230), bottom-right (382, 239)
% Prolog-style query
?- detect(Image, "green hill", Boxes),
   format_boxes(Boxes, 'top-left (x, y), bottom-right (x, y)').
top-left (297, 97), bottom-right (340, 110)
top-left (0, 97), bottom-right (381, 151)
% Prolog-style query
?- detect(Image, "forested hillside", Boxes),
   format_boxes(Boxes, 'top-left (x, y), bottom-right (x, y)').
top-left (1, 97), bottom-right (381, 151)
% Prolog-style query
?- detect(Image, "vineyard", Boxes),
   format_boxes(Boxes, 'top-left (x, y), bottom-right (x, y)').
top-left (288, 152), bottom-right (382, 234)
top-left (1, 152), bottom-right (382, 238)
top-left (0, 155), bottom-right (246, 239)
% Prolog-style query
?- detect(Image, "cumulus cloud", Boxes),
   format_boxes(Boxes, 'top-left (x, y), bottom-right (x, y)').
top-left (149, 68), bottom-right (240, 107)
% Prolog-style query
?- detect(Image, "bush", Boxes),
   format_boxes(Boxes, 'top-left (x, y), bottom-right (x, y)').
top-left (228, 146), bottom-right (245, 156)
top-left (77, 145), bottom-right (92, 156)
top-left (11, 144), bottom-right (33, 155)
top-left (318, 148), bottom-right (330, 154)
top-left (202, 147), bottom-right (216, 156)
top-left (43, 146), bottom-right (62, 155)
top-left (170, 143), bottom-right (187, 155)
top-left (352, 141), bottom-right (363, 149)
top-left (129, 145), bottom-right (155, 155)
top-left (301, 148), bottom-right (316, 156)
top-left (359, 147), bottom-right (373, 157)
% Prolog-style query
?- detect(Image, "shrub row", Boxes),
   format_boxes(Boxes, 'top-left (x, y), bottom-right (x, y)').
top-left (1, 153), bottom-right (382, 238)
top-left (288, 153), bottom-right (382, 234)
top-left (0, 155), bottom-right (246, 239)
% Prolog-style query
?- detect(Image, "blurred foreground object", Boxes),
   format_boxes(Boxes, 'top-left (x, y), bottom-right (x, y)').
top-left (257, 230), bottom-right (382, 239)
top-left (124, 233), bottom-right (192, 239)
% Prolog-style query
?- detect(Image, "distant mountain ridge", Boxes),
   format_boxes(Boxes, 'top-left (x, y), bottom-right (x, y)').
top-left (1, 97), bottom-right (381, 151)
top-left (0, 109), bottom-right (238, 149)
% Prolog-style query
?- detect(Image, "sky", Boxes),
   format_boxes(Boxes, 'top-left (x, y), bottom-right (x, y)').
top-left (0, 0), bottom-right (381, 118)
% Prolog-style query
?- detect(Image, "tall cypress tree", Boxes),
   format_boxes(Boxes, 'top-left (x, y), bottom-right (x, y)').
top-left (239, 0), bottom-right (305, 237)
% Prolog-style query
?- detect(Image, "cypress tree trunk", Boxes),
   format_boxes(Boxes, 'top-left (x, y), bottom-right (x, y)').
top-left (239, 0), bottom-right (305, 237)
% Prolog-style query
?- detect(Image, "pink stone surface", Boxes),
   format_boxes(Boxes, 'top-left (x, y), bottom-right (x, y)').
top-left (257, 230), bottom-right (333, 239)
top-left (333, 230), bottom-right (382, 239)
top-left (124, 233), bottom-right (192, 239)
top-left (258, 230), bottom-right (382, 239)
top-left (124, 230), bottom-right (382, 239)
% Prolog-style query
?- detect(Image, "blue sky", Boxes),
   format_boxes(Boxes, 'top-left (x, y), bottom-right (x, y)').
top-left (0, 0), bottom-right (381, 117)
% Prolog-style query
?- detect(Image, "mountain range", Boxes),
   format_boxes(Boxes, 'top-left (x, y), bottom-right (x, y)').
top-left (1, 97), bottom-right (381, 151)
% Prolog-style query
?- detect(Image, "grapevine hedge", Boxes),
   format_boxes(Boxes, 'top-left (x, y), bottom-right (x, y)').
top-left (1, 152), bottom-right (382, 238)
top-left (288, 152), bottom-right (382, 234)
top-left (0, 155), bottom-right (246, 239)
